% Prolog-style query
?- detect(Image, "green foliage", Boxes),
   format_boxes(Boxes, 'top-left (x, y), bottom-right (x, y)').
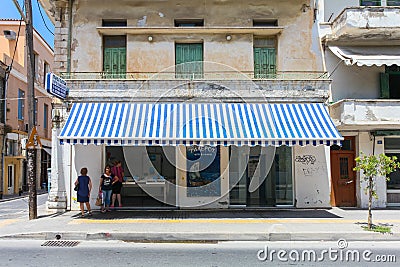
top-left (354, 153), bottom-right (400, 199)
top-left (361, 225), bottom-right (392, 234)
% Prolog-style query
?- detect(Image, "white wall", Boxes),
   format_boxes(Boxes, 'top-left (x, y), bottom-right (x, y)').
top-left (294, 145), bottom-right (331, 208)
top-left (358, 132), bottom-right (387, 208)
top-left (70, 145), bottom-right (103, 210)
top-left (326, 50), bottom-right (383, 102)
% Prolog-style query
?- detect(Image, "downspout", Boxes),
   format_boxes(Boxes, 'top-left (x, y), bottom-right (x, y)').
top-left (67, 0), bottom-right (73, 75)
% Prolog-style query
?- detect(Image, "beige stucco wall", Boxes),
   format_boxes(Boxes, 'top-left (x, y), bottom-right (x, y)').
top-left (0, 20), bottom-right (54, 195)
top-left (66, 0), bottom-right (322, 74)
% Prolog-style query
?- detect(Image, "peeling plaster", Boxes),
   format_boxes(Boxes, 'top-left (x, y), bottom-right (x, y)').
top-left (137, 16), bottom-right (147, 26)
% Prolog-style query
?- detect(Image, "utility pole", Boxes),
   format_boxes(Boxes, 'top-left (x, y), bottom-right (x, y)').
top-left (25, 0), bottom-right (37, 220)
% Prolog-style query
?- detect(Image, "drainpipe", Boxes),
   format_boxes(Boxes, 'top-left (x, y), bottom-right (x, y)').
top-left (67, 0), bottom-right (74, 75)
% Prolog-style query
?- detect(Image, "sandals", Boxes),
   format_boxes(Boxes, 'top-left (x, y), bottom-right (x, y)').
top-left (88, 211), bottom-right (93, 216)
top-left (79, 214), bottom-right (85, 218)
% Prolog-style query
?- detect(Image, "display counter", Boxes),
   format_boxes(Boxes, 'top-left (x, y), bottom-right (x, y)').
top-left (122, 178), bottom-right (167, 203)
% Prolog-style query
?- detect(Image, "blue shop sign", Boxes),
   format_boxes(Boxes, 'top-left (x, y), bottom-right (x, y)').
top-left (45, 72), bottom-right (69, 99)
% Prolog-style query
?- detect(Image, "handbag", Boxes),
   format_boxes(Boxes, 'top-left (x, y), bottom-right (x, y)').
top-left (74, 183), bottom-right (79, 191)
top-left (95, 192), bottom-right (103, 206)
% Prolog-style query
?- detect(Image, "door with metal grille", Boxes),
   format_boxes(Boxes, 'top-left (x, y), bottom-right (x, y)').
top-left (330, 137), bottom-right (356, 206)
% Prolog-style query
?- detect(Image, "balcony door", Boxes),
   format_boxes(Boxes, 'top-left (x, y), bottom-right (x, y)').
top-left (254, 38), bottom-right (276, 78)
top-left (103, 36), bottom-right (126, 79)
top-left (175, 43), bottom-right (203, 79)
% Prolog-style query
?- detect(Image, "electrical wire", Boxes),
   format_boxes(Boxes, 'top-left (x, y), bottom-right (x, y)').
top-left (36, 0), bottom-right (54, 36)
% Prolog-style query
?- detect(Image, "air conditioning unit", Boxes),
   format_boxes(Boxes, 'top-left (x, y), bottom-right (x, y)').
top-left (3, 30), bottom-right (16, 40)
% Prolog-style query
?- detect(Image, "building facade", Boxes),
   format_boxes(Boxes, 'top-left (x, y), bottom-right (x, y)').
top-left (0, 19), bottom-right (53, 196)
top-left (41, 0), bottom-right (343, 210)
top-left (317, 0), bottom-right (400, 208)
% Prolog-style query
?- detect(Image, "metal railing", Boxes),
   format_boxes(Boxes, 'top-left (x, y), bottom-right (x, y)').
top-left (60, 71), bottom-right (328, 80)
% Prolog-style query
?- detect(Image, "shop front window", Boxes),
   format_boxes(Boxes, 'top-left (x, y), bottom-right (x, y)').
top-left (229, 146), bottom-right (293, 207)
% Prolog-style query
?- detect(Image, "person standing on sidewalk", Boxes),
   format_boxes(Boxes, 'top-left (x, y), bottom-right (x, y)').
top-left (75, 167), bottom-right (92, 218)
top-left (99, 166), bottom-right (114, 213)
top-left (111, 160), bottom-right (124, 208)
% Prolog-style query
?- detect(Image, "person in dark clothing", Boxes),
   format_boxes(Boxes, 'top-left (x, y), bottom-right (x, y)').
top-left (111, 160), bottom-right (124, 208)
top-left (99, 165), bottom-right (114, 213)
top-left (75, 167), bottom-right (92, 218)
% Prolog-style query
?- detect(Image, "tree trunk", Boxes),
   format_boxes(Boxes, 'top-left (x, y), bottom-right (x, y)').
top-left (368, 176), bottom-right (373, 230)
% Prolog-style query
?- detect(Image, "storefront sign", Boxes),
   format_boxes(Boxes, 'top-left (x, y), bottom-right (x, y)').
top-left (45, 72), bottom-right (69, 99)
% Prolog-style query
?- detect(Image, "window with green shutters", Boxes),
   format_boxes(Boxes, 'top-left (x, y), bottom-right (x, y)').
top-left (254, 38), bottom-right (276, 79)
top-left (103, 36), bottom-right (126, 79)
top-left (175, 43), bottom-right (203, 79)
top-left (380, 66), bottom-right (400, 99)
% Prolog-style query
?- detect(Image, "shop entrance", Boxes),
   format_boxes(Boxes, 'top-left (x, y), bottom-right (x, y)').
top-left (229, 146), bottom-right (293, 207)
top-left (106, 146), bottom-right (177, 208)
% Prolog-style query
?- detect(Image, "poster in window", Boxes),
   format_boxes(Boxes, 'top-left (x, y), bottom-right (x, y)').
top-left (186, 145), bottom-right (220, 197)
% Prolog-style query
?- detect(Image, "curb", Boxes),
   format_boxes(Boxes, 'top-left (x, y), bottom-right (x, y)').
top-left (1, 232), bottom-right (399, 242)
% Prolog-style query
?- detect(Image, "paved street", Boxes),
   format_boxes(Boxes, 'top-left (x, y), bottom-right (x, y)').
top-left (0, 240), bottom-right (398, 267)
top-left (0, 193), bottom-right (48, 220)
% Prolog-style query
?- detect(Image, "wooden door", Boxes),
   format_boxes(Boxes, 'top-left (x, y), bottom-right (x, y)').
top-left (175, 43), bottom-right (203, 79)
top-left (254, 47), bottom-right (276, 78)
top-left (103, 47), bottom-right (126, 79)
top-left (331, 152), bottom-right (356, 206)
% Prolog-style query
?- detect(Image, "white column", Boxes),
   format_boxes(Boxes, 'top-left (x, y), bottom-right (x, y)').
top-left (46, 110), bottom-right (67, 211)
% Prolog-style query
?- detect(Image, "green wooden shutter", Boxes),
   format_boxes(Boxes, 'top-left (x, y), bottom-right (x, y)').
top-left (175, 43), bottom-right (203, 79)
top-left (103, 47), bottom-right (126, 79)
top-left (254, 47), bottom-right (276, 79)
top-left (380, 72), bottom-right (390, 99)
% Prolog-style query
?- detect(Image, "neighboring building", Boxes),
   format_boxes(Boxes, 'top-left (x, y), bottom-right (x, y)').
top-left (317, 0), bottom-right (400, 208)
top-left (40, 0), bottom-right (343, 211)
top-left (0, 59), bottom-right (6, 198)
top-left (0, 19), bottom-right (53, 196)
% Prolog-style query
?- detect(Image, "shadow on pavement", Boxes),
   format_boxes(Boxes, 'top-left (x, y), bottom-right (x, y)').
top-left (73, 209), bottom-right (342, 220)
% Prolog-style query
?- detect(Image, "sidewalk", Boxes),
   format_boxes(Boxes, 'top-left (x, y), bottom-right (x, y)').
top-left (0, 203), bottom-right (400, 242)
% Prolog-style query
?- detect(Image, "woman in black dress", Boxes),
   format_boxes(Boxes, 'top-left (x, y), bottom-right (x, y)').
top-left (75, 167), bottom-right (92, 217)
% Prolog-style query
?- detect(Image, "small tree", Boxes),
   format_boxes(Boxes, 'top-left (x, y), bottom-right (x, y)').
top-left (354, 153), bottom-right (400, 230)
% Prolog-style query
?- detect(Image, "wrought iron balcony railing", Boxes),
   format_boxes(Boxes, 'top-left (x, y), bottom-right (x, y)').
top-left (60, 71), bottom-right (328, 80)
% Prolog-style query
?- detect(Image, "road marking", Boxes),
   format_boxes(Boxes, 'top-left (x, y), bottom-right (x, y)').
top-left (0, 219), bottom-right (21, 228)
top-left (69, 218), bottom-right (400, 225)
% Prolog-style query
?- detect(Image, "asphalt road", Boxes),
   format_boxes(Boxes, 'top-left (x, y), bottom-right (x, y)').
top-left (0, 240), bottom-right (398, 267)
top-left (0, 193), bottom-right (48, 220)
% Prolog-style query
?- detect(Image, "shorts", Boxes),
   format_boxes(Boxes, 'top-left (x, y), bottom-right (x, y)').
top-left (112, 181), bottom-right (123, 194)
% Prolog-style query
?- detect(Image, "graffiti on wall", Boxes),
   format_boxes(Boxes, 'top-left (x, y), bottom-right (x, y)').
top-left (295, 154), bottom-right (327, 176)
top-left (295, 155), bottom-right (316, 165)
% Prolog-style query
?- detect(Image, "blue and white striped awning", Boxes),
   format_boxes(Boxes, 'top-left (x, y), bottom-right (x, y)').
top-left (59, 103), bottom-right (342, 146)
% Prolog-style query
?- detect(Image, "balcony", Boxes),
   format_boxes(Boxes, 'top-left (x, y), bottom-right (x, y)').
top-left (326, 7), bottom-right (400, 44)
top-left (61, 71), bottom-right (330, 103)
top-left (329, 99), bottom-right (400, 130)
